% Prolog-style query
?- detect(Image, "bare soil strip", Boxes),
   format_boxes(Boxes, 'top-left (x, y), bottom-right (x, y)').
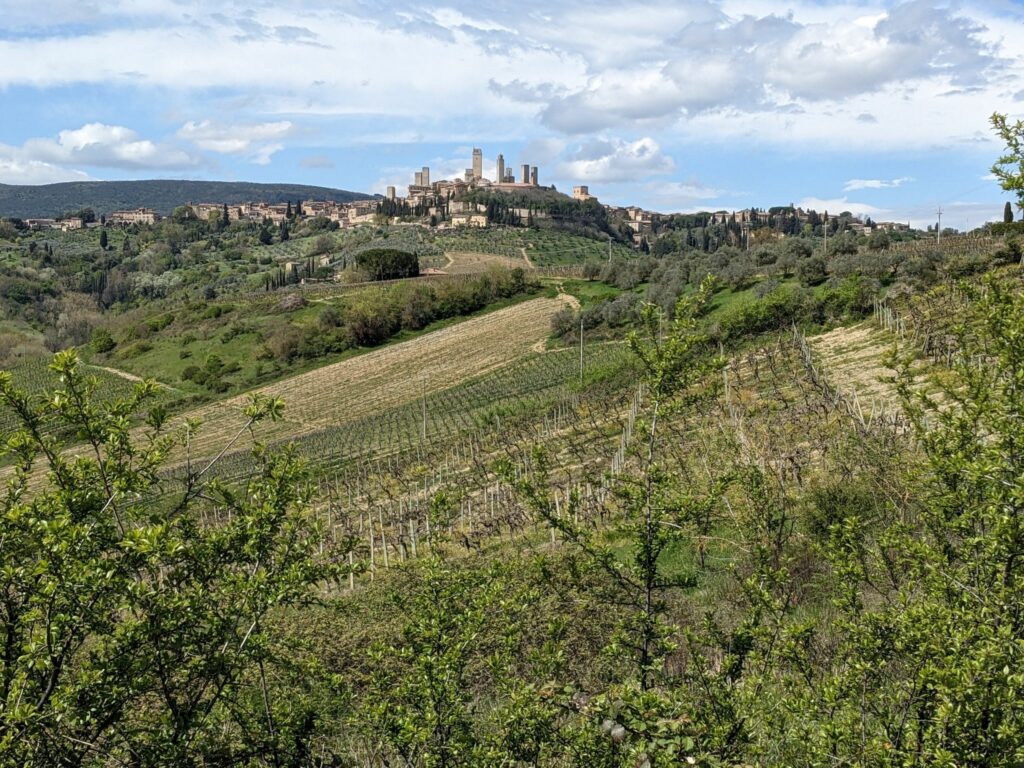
top-left (808, 324), bottom-right (898, 404)
top-left (88, 364), bottom-right (182, 392)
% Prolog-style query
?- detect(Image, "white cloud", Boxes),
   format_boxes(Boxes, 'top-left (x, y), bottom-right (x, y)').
top-left (887, 200), bottom-right (1004, 231)
top-left (0, 151), bottom-right (92, 185)
top-left (559, 138), bottom-right (674, 183)
top-left (797, 196), bottom-right (885, 218)
top-left (177, 120), bottom-right (293, 164)
top-left (640, 180), bottom-right (727, 211)
top-left (0, 123), bottom-right (196, 183)
top-left (843, 177), bottom-right (913, 191)
top-left (0, 8), bottom-right (586, 129)
top-left (0, 0), bottom-right (1020, 188)
top-left (23, 123), bottom-right (195, 169)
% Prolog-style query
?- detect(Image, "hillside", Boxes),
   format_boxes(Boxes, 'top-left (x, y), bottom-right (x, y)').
top-left (0, 179), bottom-right (373, 218)
top-left (3, 214), bottom-right (1024, 765)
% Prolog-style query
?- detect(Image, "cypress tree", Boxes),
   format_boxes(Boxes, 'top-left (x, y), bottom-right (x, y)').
top-left (1006, 202), bottom-right (1015, 224)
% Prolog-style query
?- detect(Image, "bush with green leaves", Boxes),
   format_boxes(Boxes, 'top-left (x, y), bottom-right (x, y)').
top-left (90, 327), bottom-right (116, 354)
top-left (0, 352), bottom-right (336, 766)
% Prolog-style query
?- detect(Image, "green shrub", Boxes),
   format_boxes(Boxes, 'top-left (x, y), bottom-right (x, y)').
top-left (90, 327), bottom-right (116, 354)
top-left (719, 284), bottom-right (810, 338)
top-left (805, 481), bottom-right (880, 542)
top-left (202, 304), bottom-right (233, 320)
top-left (990, 221), bottom-right (1024, 236)
top-left (115, 341), bottom-right (153, 360)
top-left (146, 313), bottom-right (175, 333)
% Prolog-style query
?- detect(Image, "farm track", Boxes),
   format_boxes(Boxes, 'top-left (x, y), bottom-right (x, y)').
top-left (158, 296), bottom-right (575, 464)
top-left (87, 364), bottom-right (183, 393)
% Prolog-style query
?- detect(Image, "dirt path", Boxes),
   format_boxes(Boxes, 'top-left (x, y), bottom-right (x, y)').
top-left (88, 364), bottom-right (183, 393)
top-left (520, 247), bottom-right (534, 269)
top-left (530, 292), bottom-right (579, 353)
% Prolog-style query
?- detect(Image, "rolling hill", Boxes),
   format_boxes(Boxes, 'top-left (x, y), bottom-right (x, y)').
top-left (0, 179), bottom-right (374, 218)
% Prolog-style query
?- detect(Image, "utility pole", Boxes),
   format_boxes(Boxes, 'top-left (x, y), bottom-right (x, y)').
top-left (608, 236), bottom-right (612, 263)
top-left (936, 207), bottom-right (943, 244)
top-left (579, 317), bottom-right (584, 383)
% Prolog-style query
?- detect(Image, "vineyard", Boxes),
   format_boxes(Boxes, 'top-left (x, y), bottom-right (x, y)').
top-left (204, 318), bottom-right (909, 588)
top-left (0, 357), bottom-right (165, 441)
top-left (887, 232), bottom-right (1001, 260)
top-left (147, 295), bottom-right (576, 465)
top-left (440, 250), bottom-right (531, 273)
top-left (199, 340), bottom-right (634, 481)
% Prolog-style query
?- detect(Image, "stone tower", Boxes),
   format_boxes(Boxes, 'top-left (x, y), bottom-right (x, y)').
top-left (472, 148), bottom-right (482, 180)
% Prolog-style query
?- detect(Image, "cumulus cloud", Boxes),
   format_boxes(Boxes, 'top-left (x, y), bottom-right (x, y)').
top-left (517, 138), bottom-right (566, 166)
top-left (533, 1), bottom-right (1003, 132)
top-left (488, 79), bottom-right (565, 104)
top-left (642, 180), bottom-right (726, 210)
top-left (225, 16), bottom-right (324, 46)
top-left (0, 0), bottom-right (1020, 184)
top-left (177, 120), bottom-right (293, 165)
top-left (23, 123), bottom-right (196, 170)
top-left (559, 138), bottom-right (674, 183)
top-left (0, 151), bottom-right (92, 185)
top-left (843, 177), bottom-right (913, 191)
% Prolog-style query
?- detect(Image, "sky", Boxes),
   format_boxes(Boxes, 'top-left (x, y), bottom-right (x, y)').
top-left (0, 0), bottom-right (1022, 229)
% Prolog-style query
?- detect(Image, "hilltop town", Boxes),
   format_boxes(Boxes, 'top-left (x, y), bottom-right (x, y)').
top-left (8, 147), bottom-right (924, 255)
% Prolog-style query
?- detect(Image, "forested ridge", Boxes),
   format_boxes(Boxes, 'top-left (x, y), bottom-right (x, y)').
top-left (0, 180), bottom-right (371, 218)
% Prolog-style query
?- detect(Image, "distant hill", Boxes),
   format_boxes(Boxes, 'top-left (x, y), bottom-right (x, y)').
top-left (0, 180), bottom-right (374, 219)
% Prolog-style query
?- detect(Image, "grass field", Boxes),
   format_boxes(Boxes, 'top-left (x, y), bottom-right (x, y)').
top-left (440, 250), bottom-right (530, 274)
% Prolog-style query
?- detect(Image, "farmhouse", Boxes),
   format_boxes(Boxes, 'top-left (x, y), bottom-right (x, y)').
top-left (451, 213), bottom-right (488, 228)
top-left (109, 208), bottom-right (160, 226)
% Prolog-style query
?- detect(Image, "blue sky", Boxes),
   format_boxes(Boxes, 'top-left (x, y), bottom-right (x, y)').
top-left (1, 0), bottom-right (1022, 228)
